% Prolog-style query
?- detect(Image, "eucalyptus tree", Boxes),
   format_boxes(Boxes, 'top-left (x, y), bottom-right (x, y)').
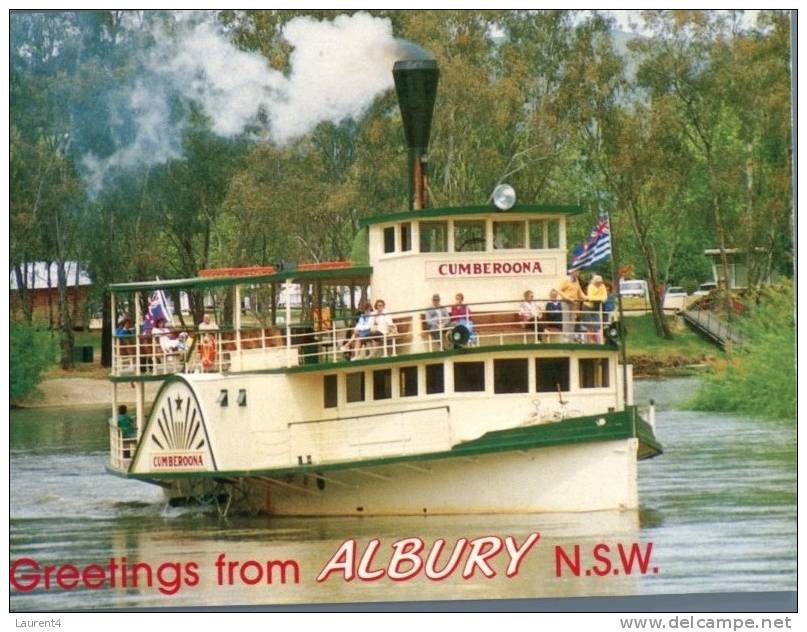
top-left (630, 10), bottom-right (792, 313)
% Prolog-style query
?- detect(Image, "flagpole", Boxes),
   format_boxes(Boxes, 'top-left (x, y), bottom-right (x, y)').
top-left (605, 209), bottom-right (629, 408)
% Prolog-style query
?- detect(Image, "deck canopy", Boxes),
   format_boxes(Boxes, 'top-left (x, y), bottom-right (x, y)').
top-left (109, 264), bottom-right (372, 294)
top-left (359, 204), bottom-right (584, 228)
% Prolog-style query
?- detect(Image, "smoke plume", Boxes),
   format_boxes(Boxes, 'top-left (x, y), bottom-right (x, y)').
top-left (83, 12), bottom-right (432, 193)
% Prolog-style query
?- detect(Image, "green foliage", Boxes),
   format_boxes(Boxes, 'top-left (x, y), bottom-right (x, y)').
top-left (689, 282), bottom-right (795, 419)
top-left (10, 323), bottom-right (58, 399)
top-left (9, 10), bottom-right (794, 348)
top-left (350, 227), bottom-right (369, 265)
top-left (625, 314), bottom-right (717, 359)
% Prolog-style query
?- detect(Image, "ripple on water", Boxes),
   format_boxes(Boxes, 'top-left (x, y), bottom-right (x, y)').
top-left (9, 381), bottom-right (796, 609)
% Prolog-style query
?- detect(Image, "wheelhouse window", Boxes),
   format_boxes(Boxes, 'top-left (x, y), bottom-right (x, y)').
top-left (535, 358), bottom-right (570, 392)
top-left (493, 221), bottom-right (526, 250)
top-left (454, 361), bottom-right (485, 392)
top-left (425, 363), bottom-right (444, 394)
top-left (420, 221), bottom-right (447, 252)
top-left (579, 358), bottom-right (610, 388)
top-left (547, 219), bottom-right (560, 249)
top-left (528, 221), bottom-right (544, 249)
top-left (453, 221), bottom-right (486, 252)
top-left (494, 359), bottom-right (528, 394)
top-left (323, 374), bottom-right (338, 408)
top-left (400, 222), bottom-right (412, 252)
top-left (383, 226), bottom-right (395, 253)
top-left (373, 368), bottom-right (392, 400)
top-left (346, 372), bottom-right (365, 403)
top-left (528, 219), bottom-right (561, 249)
top-left (399, 366), bottom-right (418, 397)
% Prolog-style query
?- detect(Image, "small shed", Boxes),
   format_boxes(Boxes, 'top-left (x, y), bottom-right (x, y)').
top-left (10, 261), bottom-right (92, 326)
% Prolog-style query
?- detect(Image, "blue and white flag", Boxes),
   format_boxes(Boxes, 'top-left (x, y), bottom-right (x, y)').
top-left (569, 215), bottom-right (611, 272)
top-left (144, 289), bottom-right (173, 331)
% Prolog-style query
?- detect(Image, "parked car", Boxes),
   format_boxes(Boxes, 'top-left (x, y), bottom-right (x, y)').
top-left (663, 286), bottom-right (688, 311)
top-left (693, 281), bottom-right (717, 296)
top-left (619, 279), bottom-right (649, 299)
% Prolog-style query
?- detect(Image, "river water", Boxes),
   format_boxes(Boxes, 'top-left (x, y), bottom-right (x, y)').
top-left (9, 378), bottom-right (796, 611)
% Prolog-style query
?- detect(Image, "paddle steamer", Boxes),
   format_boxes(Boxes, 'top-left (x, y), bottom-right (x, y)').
top-left (106, 58), bottom-right (661, 516)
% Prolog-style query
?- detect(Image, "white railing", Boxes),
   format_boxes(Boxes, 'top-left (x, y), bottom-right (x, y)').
top-left (111, 299), bottom-right (614, 377)
top-left (108, 420), bottom-right (138, 471)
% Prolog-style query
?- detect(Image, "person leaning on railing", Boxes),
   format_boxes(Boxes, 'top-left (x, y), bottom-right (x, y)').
top-left (583, 275), bottom-right (608, 343)
top-left (557, 270), bottom-right (586, 340)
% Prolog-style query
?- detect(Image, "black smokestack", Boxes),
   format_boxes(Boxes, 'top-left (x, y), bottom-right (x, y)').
top-left (393, 59), bottom-right (439, 210)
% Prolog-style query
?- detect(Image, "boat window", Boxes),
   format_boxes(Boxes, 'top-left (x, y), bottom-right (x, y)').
top-left (425, 363), bottom-right (444, 394)
top-left (453, 221), bottom-right (486, 252)
top-left (494, 359), bottom-right (528, 393)
top-left (579, 358), bottom-right (610, 388)
top-left (454, 361), bottom-right (485, 392)
top-left (420, 221), bottom-right (447, 252)
top-left (493, 221), bottom-right (526, 250)
top-left (383, 226), bottom-right (395, 253)
top-left (528, 221), bottom-right (544, 249)
top-left (535, 358), bottom-right (570, 392)
top-left (373, 369), bottom-right (392, 400)
top-left (346, 372), bottom-right (365, 403)
top-left (400, 222), bottom-right (412, 252)
top-left (547, 219), bottom-right (561, 249)
top-left (323, 374), bottom-right (338, 408)
top-left (400, 366), bottom-right (418, 397)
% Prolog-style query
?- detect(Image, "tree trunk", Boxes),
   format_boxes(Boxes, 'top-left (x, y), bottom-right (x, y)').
top-left (637, 236), bottom-right (671, 339)
top-left (46, 261), bottom-right (54, 328)
top-left (13, 263), bottom-right (34, 324)
top-left (708, 164), bottom-right (734, 316)
top-left (56, 259), bottom-right (74, 370)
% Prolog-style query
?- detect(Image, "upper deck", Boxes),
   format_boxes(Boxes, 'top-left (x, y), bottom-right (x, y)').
top-left (109, 205), bottom-right (618, 381)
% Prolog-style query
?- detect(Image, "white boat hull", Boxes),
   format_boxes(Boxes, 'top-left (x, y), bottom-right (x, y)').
top-left (166, 437), bottom-right (640, 516)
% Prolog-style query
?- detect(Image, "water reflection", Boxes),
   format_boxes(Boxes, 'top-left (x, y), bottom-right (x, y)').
top-left (9, 378), bottom-right (796, 610)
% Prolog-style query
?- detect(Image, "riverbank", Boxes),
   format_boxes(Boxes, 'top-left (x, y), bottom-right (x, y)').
top-left (12, 378), bottom-right (163, 409)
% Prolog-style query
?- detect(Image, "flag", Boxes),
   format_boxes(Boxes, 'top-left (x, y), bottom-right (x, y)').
top-left (143, 289), bottom-right (173, 331)
top-left (569, 215), bottom-right (611, 272)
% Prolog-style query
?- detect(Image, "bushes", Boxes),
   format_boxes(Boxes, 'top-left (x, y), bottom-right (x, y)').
top-left (689, 282), bottom-right (796, 420)
top-left (10, 322), bottom-right (57, 400)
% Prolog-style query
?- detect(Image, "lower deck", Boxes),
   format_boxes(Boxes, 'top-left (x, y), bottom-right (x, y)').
top-left (108, 345), bottom-right (640, 477)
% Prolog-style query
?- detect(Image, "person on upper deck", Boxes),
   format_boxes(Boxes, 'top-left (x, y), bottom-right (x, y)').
top-left (557, 270), bottom-right (586, 339)
top-left (424, 294), bottom-right (449, 342)
top-left (584, 274), bottom-right (608, 342)
top-left (519, 290), bottom-right (542, 332)
top-left (152, 318), bottom-right (188, 353)
top-left (115, 317), bottom-right (133, 337)
top-left (198, 314), bottom-right (219, 331)
top-left (450, 293), bottom-right (477, 343)
top-left (369, 299), bottom-right (396, 353)
top-left (543, 289), bottom-right (563, 341)
top-left (343, 301), bottom-right (374, 359)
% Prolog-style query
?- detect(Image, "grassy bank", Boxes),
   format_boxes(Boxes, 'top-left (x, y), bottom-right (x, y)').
top-left (688, 283), bottom-right (795, 420)
top-left (624, 313), bottom-right (718, 367)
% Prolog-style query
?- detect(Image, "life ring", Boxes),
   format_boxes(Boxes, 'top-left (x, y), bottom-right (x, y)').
top-left (200, 335), bottom-right (217, 370)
